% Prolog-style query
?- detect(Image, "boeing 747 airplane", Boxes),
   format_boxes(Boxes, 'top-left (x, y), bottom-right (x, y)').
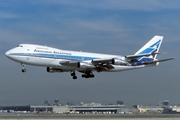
top-left (5, 36), bottom-right (173, 79)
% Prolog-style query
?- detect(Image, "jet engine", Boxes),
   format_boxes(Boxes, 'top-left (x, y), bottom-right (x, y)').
top-left (46, 67), bottom-right (63, 73)
top-left (77, 62), bottom-right (95, 69)
top-left (112, 58), bottom-right (128, 65)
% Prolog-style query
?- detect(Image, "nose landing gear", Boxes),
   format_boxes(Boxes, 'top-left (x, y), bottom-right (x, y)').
top-left (22, 69), bottom-right (26, 72)
top-left (21, 64), bottom-right (26, 73)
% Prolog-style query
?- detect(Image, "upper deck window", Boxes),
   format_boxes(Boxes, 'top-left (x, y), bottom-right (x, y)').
top-left (17, 44), bottom-right (23, 47)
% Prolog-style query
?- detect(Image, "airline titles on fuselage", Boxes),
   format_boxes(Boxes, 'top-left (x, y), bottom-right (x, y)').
top-left (34, 49), bottom-right (72, 55)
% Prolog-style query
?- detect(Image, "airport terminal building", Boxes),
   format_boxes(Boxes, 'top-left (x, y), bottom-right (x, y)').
top-left (0, 104), bottom-right (137, 114)
top-left (30, 104), bottom-right (137, 114)
top-left (1, 101), bottom-right (179, 114)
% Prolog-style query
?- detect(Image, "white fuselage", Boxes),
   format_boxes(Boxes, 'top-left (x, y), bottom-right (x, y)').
top-left (5, 44), bottom-right (155, 72)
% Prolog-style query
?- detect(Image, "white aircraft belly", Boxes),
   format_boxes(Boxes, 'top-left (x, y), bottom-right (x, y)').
top-left (108, 65), bottom-right (145, 72)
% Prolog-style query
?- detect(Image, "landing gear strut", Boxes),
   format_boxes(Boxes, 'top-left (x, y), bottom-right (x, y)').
top-left (71, 71), bottom-right (77, 79)
top-left (21, 64), bottom-right (26, 73)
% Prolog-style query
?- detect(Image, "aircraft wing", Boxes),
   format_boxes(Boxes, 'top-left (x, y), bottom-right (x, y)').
top-left (59, 59), bottom-right (114, 72)
top-left (142, 58), bottom-right (174, 65)
top-left (59, 61), bottom-right (79, 67)
top-left (91, 58), bottom-right (113, 65)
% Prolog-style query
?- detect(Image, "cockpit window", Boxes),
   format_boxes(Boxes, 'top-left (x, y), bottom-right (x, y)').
top-left (17, 45), bottom-right (23, 47)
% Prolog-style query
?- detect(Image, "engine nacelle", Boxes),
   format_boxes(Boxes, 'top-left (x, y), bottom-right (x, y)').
top-left (46, 67), bottom-right (63, 73)
top-left (77, 62), bottom-right (95, 69)
top-left (112, 58), bottom-right (128, 65)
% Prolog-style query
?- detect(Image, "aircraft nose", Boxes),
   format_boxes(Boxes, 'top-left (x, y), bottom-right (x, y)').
top-left (5, 50), bottom-right (11, 58)
top-left (5, 51), bottom-right (9, 57)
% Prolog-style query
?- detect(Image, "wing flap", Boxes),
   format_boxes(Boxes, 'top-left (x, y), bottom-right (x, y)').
top-left (91, 58), bottom-right (115, 71)
top-left (95, 63), bottom-right (114, 72)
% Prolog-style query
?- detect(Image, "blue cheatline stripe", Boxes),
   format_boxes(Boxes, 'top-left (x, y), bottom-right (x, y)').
top-left (10, 53), bottom-right (150, 67)
top-left (10, 53), bottom-right (99, 61)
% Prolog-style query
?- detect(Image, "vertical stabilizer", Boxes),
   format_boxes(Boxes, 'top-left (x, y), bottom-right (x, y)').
top-left (135, 36), bottom-right (163, 59)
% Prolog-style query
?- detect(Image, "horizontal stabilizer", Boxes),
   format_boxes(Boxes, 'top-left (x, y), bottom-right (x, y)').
top-left (142, 58), bottom-right (174, 65)
top-left (126, 52), bottom-right (160, 60)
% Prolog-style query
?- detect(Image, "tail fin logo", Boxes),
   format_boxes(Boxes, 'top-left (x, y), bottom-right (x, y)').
top-left (150, 40), bottom-right (161, 52)
top-left (135, 36), bottom-right (163, 62)
top-left (135, 36), bottom-right (163, 56)
top-left (140, 40), bottom-right (161, 55)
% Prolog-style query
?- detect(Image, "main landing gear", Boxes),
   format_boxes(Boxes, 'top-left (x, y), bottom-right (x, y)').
top-left (82, 72), bottom-right (95, 78)
top-left (71, 71), bottom-right (77, 79)
top-left (21, 64), bottom-right (26, 73)
top-left (70, 71), bottom-right (95, 79)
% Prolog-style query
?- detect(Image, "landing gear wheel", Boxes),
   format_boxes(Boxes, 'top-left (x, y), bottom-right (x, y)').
top-left (73, 76), bottom-right (77, 79)
top-left (21, 64), bottom-right (26, 73)
top-left (22, 69), bottom-right (26, 73)
top-left (82, 74), bottom-right (86, 78)
top-left (90, 74), bottom-right (95, 78)
top-left (71, 72), bottom-right (75, 76)
top-left (81, 72), bottom-right (95, 78)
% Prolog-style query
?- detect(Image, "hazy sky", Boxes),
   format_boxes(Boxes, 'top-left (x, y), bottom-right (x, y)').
top-left (0, 0), bottom-right (179, 106)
